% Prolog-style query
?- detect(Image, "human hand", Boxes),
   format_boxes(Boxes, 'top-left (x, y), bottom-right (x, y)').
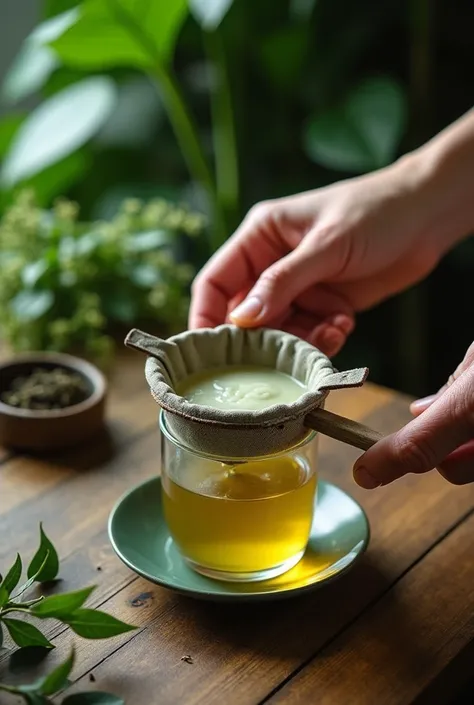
top-left (190, 157), bottom-right (442, 357)
top-left (354, 342), bottom-right (474, 488)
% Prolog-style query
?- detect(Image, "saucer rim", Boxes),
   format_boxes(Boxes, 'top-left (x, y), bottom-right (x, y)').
top-left (108, 476), bottom-right (370, 602)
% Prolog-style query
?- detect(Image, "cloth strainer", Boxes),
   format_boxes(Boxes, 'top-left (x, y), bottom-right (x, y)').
top-left (125, 325), bottom-right (383, 459)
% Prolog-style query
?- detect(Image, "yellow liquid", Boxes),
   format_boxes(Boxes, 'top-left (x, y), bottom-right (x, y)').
top-left (162, 456), bottom-right (317, 577)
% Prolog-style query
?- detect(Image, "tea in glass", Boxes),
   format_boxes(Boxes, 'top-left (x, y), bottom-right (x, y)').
top-left (160, 413), bottom-right (318, 581)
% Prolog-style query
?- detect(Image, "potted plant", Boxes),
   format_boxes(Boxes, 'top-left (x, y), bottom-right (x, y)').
top-left (0, 190), bottom-right (206, 366)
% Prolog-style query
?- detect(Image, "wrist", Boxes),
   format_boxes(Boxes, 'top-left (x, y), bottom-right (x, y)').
top-left (392, 120), bottom-right (474, 256)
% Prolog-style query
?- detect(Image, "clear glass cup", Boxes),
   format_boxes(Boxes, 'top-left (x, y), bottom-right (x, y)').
top-left (160, 411), bottom-right (318, 582)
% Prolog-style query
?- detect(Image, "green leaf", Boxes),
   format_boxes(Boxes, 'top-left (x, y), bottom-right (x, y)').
top-left (190, 0), bottom-right (233, 30)
top-left (0, 585), bottom-right (8, 608)
top-left (40, 647), bottom-right (75, 695)
top-left (64, 609), bottom-right (136, 639)
top-left (75, 232), bottom-right (103, 256)
top-left (2, 554), bottom-right (22, 595)
top-left (22, 261), bottom-right (50, 288)
top-left (63, 692), bottom-right (124, 704)
top-left (32, 586), bottom-right (95, 620)
top-left (125, 229), bottom-right (170, 252)
top-left (13, 553), bottom-right (51, 600)
top-left (50, 0), bottom-right (187, 69)
top-left (3, 618), bottom-right (54, 649)
top-left (1, 9), bottom-right (79, 104)
top-left (10, 291), bottom-right (54, 323)
top-left (304, 76), bottom-right (407, 173)
top-left (45, 0), bottom-right (78, 17)
top-left (27, 524), bottom-right (60, 583)
top-left (130, 263), bottom-right (162, 288)
top-left (103, 290), bottom-right (138, 323)
top-left (1, 76), bottom-right (117, 187)
top-left (259, 28), bottom-right (308, 91)
top-left (0, 114), bottom-right (24, 159)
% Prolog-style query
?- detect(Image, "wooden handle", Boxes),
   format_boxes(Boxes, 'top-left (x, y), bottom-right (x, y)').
top-left (305, 408), bottom-right (384, 452)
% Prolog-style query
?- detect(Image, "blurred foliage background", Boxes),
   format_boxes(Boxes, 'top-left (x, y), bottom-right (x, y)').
top-left (0, 0), bottom-right (473, 394)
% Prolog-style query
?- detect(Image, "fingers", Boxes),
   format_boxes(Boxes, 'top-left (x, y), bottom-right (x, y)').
top-left (410, 340), bottom-right (474, 415)
top-left (437, 440), bottom-right (474, 485)
top-left (353, 363), bottom-right (474, 488)
top-left (189, 201), bottom-right (285, 329)
top-left (229, 232), bottom-right (346, 327)
top-left (284, 317), bottom-right (348, 357)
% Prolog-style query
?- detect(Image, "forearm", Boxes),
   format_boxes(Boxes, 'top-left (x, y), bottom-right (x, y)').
top-left (395, 109), bottom-right (474, 255)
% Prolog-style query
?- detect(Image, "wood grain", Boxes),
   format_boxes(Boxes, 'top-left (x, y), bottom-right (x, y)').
top-left (268, 510), bottom-right (474, 705)
top-left (1, 360), bottom-right (473, 705)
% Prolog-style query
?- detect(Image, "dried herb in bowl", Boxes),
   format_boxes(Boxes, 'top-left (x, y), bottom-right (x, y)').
top-left (2, 367), bottom-right (90, 410)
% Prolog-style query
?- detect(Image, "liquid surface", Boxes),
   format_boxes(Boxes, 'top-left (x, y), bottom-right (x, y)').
top-left (178, 365), bottom-right (305, 411)
top-left (162, 455), bottom-right (317, 575)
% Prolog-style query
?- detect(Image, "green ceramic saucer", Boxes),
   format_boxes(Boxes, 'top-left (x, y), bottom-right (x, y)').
top-left (108, 477), bottom-right (369, 602)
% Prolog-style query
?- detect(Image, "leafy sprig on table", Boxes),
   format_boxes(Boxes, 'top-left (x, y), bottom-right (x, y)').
top-left (0, 648), bottom-right (123, 704)
top-left (0, 524), bottom-right (135, 704)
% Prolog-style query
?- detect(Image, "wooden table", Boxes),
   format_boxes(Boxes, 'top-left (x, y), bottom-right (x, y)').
top-left (1, 354), bottom-right (473, 705)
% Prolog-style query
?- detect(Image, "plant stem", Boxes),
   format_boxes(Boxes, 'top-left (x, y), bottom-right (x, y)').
top-left (152, 65), bottom-right (225, 251)
top-left (1, 606), bottom-right (32, 616)
top-left (203, 29), bottom-right (240, 240)
top-left (0, 682), bottom-right (18, 693)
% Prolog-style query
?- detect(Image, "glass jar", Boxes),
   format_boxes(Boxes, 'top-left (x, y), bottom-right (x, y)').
top-left (160, 411), bottom-right (318, 582)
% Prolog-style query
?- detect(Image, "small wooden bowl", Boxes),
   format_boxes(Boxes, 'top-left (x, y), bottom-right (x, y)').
top-left (0, 352), bottom-right (107, 451)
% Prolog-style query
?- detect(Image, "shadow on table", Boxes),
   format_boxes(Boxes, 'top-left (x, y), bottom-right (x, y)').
top-left (169, 554), bottom-right (432, 670)
top-left (22, 424), bottom-right (123, 472)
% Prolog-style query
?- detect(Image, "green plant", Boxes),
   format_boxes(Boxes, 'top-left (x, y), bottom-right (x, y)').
top-left (0, 524), bottom-right (135, 703)
top-left (0, 648), bottom-right (123, 704)
top-left (0, 0), bottom-right (408, 251)
top-left (0, 189), bottom-right (204, 358)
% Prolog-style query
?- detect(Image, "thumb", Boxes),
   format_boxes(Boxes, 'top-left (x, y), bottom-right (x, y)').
top-left (229, 236), bottom-right (339, 326)
top-left (353, 362), bottom-right (474, 489)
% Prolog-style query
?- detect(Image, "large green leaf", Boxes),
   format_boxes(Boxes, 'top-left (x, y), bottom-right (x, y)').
top-left (0, 114), bottom-right (24, 159)
top-left (1, 76), bottom-right (117, 187)
top-left (304, 76), bottom-right (407, 173)
top-left (45, 0), bottom-right (78, 17)
top-left (1, 9), bottom-right (79, 104)
top-left (189, 0), bottom-right (233, 30)
top-left (50, 0), bottom-right (188, 70)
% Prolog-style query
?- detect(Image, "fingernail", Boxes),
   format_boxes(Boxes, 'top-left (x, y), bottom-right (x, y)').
top-left (230, 296), bottom-right (263, 323)
top-left (321, 327), bottom-right (344, 349)
top-left (328, 314), bottom-right (354, 335)
top-left (410, 394), bottom-right (437, 413)
top-left (353, 465), bottom-right (381, 490)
